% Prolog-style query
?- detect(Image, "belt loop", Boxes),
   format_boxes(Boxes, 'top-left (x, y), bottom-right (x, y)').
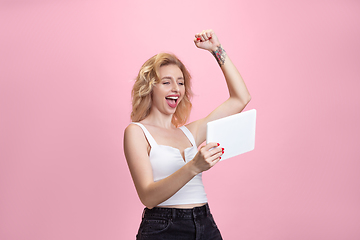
top-left (206, 203), bottom-right (210, 216)
top-left (172, 208), bottom-right (176, 219)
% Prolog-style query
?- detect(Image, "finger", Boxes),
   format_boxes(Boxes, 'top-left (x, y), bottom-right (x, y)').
top-left (203, 152), bottom-right (220, 164)
top-left (199, 33), bottom-right (206, 42)
top-left (201, 33), bottom-right (208, 41)
top-left (209, 153), bottom-right (221, 167)
top-left (195, 33), bottom-right (204, 43)
top-left (208, 30), bottom-right (215, 41)
top-left (199, 30), bottom-right (207, 41)
top-left (196, 30), bottom-right (214, 42)
top-left (195, 33), bottom-right (211, 42)
top-left (211, 156), bottom-right (222, 166)
top-left (209, 146), bottom-right (224, 157)
top-left (206, 31), bottom-right (212, 39)
top-left (203, 142), bottom-right (220, 151)
top-left (203, 146), bottom-right (223, 159)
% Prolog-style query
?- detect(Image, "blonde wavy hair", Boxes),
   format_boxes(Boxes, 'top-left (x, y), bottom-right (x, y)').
top-left (131, 53), bottom-right (193, 127)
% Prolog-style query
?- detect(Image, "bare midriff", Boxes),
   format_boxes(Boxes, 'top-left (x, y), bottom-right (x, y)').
top-left (157, 202), bottom-right (207, 209)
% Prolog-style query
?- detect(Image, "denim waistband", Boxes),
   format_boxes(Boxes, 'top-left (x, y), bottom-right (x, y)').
top-left (142, 203), bottom-right (210, 219)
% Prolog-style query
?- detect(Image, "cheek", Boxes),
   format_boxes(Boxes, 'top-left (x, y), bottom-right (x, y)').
top-left (151, 91), bottom-right (161, 105)
top-left (181, 86), bottom-right (186, 95)
top-left (152, 86), bottom-right (164, 99)
top-left (180, 88), bottom-right (186, 101)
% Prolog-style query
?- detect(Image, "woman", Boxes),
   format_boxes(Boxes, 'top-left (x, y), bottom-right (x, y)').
top-left (124, 29), bottom-right (251, 240)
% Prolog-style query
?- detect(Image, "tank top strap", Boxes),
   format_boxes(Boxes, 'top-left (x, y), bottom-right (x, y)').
top-left (179, 125), bottom-right (197, 147)
top-left (131, 122), bottom-right (158, 147)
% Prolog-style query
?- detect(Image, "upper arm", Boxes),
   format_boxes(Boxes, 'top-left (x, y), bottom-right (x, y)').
top-left (187, 96), bottom-right (251, 146)
top-left (123, 124), bottom-right (154, 203)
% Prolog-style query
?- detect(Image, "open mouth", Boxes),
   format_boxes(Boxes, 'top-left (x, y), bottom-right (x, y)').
top-left (165, 96), bottom-right (179, 108)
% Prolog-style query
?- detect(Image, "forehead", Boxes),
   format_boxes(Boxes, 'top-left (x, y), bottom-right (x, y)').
top-left (159, 64), bottom-right (183, 78)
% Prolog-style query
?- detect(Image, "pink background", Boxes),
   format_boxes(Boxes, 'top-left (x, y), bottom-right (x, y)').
top-left (1, 0), bottom-right (360, 239)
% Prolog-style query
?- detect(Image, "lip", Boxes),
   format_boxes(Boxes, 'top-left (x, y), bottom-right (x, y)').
top-left (165, 94), bottom-right (180, 98)
top-left (165, 94), bottom-right (180, 108)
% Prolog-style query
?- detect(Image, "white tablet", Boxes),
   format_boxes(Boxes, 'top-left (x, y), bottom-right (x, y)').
top-left (206, 109), bottom-right (256, 161)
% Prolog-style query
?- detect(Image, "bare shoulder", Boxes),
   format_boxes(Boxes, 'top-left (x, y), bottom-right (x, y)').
top-left (124, 124), bottom-right (142, 143)
top-left (124, 123), bottom-right (143, 138)
top-left (123, 123), bottom-right (149, 158)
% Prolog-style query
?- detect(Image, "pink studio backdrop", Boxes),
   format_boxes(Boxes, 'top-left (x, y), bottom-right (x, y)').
top-left (1, 0), bottom-right (360, 239)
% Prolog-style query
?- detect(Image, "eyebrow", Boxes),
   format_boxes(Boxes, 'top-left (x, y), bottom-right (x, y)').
top-left (161, 76), bottom-right (184, 80)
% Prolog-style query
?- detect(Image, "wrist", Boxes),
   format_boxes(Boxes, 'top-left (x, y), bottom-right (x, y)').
top-left (211, 45), bottom-right (227, 66)
top-left (209, 43), bottom-right (221, 53)
top-left (186, 160), bottom-right (201, 176)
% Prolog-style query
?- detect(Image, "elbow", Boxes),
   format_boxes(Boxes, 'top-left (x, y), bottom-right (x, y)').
top-left (229, 94), bottom-right (251, 113)
top-left (233, 94), bottom-right (251, 113)
top-left (141, 201), bottom-right (156, 209)
top-left (240, 94), bottom-right (251, 108)
top-left (137, 185), bottom-right (162, 209)
top-left (245, 94), bottom-right (251, 104)
top-left (234, 93), bottom-right (251, 106)
top-left (139, 195), bottom-right (157, 209)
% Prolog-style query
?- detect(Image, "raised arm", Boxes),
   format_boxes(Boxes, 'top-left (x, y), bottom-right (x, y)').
top-left (186, 29), bottom-right (251, 146)
top-left (124, 124), bottom-right (223, 209)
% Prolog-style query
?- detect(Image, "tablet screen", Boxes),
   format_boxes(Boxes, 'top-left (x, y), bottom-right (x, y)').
top-left (206, 109), bottom-right (256, 161)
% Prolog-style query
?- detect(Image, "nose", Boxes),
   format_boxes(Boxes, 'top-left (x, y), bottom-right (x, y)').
top-left (171, 82), bottom-right (179, 92)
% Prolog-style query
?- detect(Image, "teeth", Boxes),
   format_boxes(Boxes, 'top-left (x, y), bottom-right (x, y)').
top-left (166, 96), bottom-right (178, 100)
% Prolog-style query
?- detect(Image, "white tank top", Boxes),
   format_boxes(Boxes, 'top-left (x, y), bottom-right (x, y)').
top-left (131, 123), bottom-right (208, 206)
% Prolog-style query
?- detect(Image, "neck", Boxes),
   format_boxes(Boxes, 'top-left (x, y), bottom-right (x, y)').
top-left (142, 109), bottom-right (175, 129)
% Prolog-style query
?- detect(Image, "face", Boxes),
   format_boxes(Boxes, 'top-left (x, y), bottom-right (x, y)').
top-left (151, 64), bottom-right (185, 115)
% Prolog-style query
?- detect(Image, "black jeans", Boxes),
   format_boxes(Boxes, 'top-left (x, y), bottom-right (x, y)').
top-left (136, 203), bottom-right (223, 240)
